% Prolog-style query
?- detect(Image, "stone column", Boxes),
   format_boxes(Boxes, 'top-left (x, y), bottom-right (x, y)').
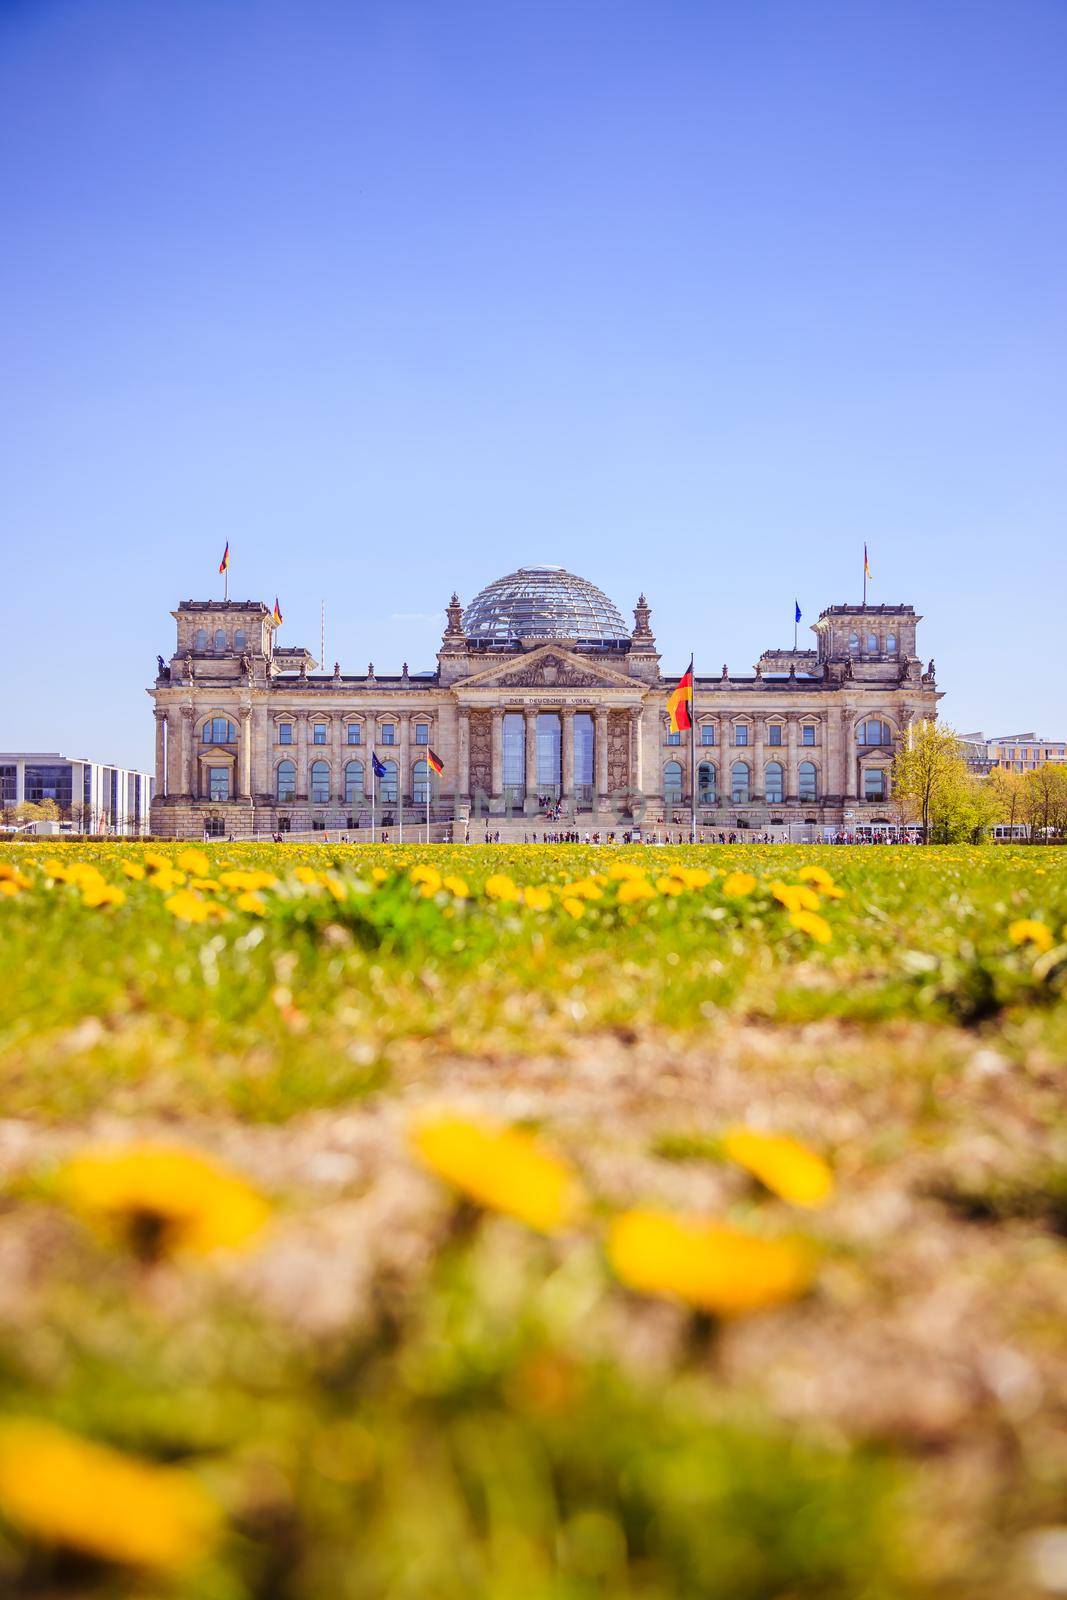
top-left (786, 714), bottom-right (798, 802)
top-left (561, 708), bottom-right (575, 801)
top-left (752, 716), bottom-right (764, 803)
top-left (238, 707), bottom-right (252, 799)
top-left (842, 708), bottom-right (857, 798)
top-left (594, 707), bottom-right (609, 803)
top-left (153, 710), bottom-right (167, 795)
top-left (296, 712), bottom-right (308, 801)
top-left (165, 709), bottom-right (182, 796)
top-left (398, 711), bottom-right (410, 809)
top-left (490, 708), bottom-right (504, 803)
top-left (524, 708), bottom-right (537, 806)
top-left (458, 708), bottom-right (471, 799)
top-left (629, 705), bottom-right (644, 795)
top-left (181, 706), bottom-right (196, 797)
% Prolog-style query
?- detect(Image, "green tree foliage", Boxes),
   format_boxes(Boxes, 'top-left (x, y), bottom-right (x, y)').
top-left (891, 722), bottom-right (994, 843)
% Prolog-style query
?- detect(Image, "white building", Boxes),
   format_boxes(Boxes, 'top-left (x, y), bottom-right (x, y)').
top-left (0, 752), bottom-right (153, 836)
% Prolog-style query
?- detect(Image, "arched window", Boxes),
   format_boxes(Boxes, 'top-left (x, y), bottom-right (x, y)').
top-left (378, 759), bottom-right (398, 802)
top-left (663, 761), bottom-right (683, 803)
top-left (276, 760), bottom-right (296, 802)
top-left (414, 722), bottom-right (430, 746)
top-left (380, 721), bottom-right (396, 747)
top-left (731, 761), bottom-right (750, 803)
top-left (213, 629), bottom-right (226, 651)
top-left (886, 633), bottom-right (897, 653)
top-left (700, 724), bottom-right (715, 746)
top-left (413, 758), bottom-right (431, 803)
top-left (310, 760), bottom-right (330, 804)
top-left (798, 761), bottom-right (818, 802)
top-left (866, 633), bottom-right (878, 653)
top-left (202, 716), bottom-right (236, 744)
top-left (849, 632), bottom-right (860, 653)
top-left (194, 628), bottom-right (208, 651)
top-left (697, 762), bottom-right (717, 803)
top-left (864, 767), bottom-right (887, 801)
top-left (344, 760), bottom-right (364, 803)
top-left (233, 630), bottom-right (246, 651)
top-left (857, 719), bottom-right (892, 746)
top-left (346, 723), bottom-right (362, 745)
top-left (764, 761), bottom-right (784, 803)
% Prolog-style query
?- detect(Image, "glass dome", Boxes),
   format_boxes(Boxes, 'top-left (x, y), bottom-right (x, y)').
top-left (463, 566), bottom-right (629, 646)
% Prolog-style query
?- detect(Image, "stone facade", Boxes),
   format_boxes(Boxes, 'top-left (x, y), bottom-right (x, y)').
top-left (148, 576), bottom-right (941, 838)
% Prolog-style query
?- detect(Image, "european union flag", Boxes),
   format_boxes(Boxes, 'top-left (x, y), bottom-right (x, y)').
top-left (371, 752), bottom-right (387, 780)
top-left (794, 599), bottom-right (802, 623)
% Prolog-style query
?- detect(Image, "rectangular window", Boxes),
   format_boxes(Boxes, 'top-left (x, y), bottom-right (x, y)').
top-left (864, 768), bottom-right (886, 801)
top-left (734, 726), bottom-right (748, 746)
top-left (667, 730), bottom-right (681, 746)
top-left (768, 725), bottom-right (782, 746)
top-left (347, 725), bottom-right (361, 744)
top-left (313, 724), bottom-right (327, 745)
top-left (381, 725), bottom-right (395, 745)
top-left (208, 767), bottom-right (229, 801)
top-left (0, 766), bottom-right (15, 807)
top-left (279, 724), bottom-right (293, 745)
top-left (802, 725), bottom-right (815, 745)
top-left (700, 726), bottom-right (715, 745)
top-left (415, 724), bottom-right (429, 745)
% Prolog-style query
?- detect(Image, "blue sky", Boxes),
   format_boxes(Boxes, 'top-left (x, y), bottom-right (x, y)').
top-left (3, 0), bottom-right (1065, 771)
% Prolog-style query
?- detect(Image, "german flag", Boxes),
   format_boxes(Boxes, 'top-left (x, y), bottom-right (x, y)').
top-left (218, 541), bottom-right (230, 574)
top-left (667, 659), bottom-right (694, 734)
top-left (272, 596), bottom-right (283, 626)
top-left (427, 747), bottom-right (445, 776)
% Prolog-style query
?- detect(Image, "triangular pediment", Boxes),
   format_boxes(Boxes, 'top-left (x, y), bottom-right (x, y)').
top-left (455, 643), bottom-right (636, 692)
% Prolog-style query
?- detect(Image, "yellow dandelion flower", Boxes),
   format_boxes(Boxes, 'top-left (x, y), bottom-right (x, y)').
top-left (55, 1142), bottom-right (270, 1259)
top-left (0, 862), bottom-right (31, 886)
top-left (80, 881), bottom-right (126, 910)
top-left (770, 881), bottom-right (822, 913)
top-left (294, 865), bottom-right (319, 885)
top-left (607, 861), bottom-right (647, 881)
top-left (410, 1113), bottom-right (584, 1233)
top-left (655, 875), bottom-right (685, 897)
top-left (142, 850), bottom-right (172, 870)
top-left (523, 885), bottom-right (553, 911)
top-left (607, 1209), bottom-right (814, 1317)
top-left (321, 874), bottom-right (347, 901)
top-left (410, 864), bottom-right (443, 897)
top-left (218, 868), bottom-right (277, 891)
top-left (371, 866), bottom-right (389, 883)
top-left (442, 874), bottom-right (469, 898)
top-left (670, 866), bottom-right (712, 890)
top-left (617, 877), bottom-right (656, 904)
top-left (164, 889), bottom-right (212, 924)
top-left (1008, 919), bottom-right (1054, 953)
top-left (721, 871), bottom-right (757, 897)
top-left (562, 878), bottom-right (603, 900)
top-left (795, 864), bottom-right (835, 890)
top-left (721, 1128), bottom-right (834, 1208)
top-left (188, 877), bottom-right (223, 893)
top-left (789, 909), bottom-right (832, 944)
top-left (235, 891), bottom-right (267, 916)
top-left (0, 879), bottom-right (22, 899)
top-left (561, 896), bottom-right (586, 919)
top-left (0, 1418), bottom-right (219, 1571)
top-left (149, 867), bottom-right (187, 892)
top-left (484, 873), bottom-right (520, 902)
top-left (120, 860), bottom-right (146, 880)
top-left (176, 848), bottom-right (211, 877)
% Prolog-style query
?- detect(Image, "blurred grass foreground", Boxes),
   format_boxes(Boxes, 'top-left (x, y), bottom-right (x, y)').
top-left (1, 839), bottom-right (1066, 1598)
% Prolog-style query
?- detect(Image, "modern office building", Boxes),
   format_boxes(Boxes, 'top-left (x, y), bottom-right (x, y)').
top-left (148, 564), bottom-right (941, 838)
top-left (987, 734), bottom-right (1066, 774)
top-left (0, 752), bottom-right (153, 835)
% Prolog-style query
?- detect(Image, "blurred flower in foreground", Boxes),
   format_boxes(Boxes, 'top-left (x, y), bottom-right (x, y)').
top-left (1008, 919), bottom-right (1054, 953)
top-left (484, 873), bottom-right (519, 903)
top-left (721, 871), bottom-right (757, 897)
top-left (789, 909), bottom-right (833, 945)
top-left (55, 1143), bottom-right (270, 1260)
top-left (411, 1112), bottom-right (584, 1233)
top-left (770, 881), bottom-right (822, 913)
top-left (721, 1128), bottom-right (834, 1208)
top-left (607, 1210), bottom-right (814, 1317)
top-left (0, 1417), bottom-right (219, 1571)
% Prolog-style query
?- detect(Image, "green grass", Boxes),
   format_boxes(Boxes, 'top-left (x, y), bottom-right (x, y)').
top-left (0, 841), bottom-right (1065, 1598)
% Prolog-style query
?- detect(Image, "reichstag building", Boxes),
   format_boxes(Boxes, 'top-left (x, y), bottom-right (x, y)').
top-left (149, 565), bottom-right (940, 838)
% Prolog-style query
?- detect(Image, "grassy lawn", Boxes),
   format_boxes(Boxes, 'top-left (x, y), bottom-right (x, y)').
top-left (0, 841), bottom-right (1065, 1598)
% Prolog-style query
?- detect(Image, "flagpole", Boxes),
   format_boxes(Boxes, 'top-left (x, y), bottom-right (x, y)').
top-left (794, 606), bottom-right (798, 651)
top-left (426, 775), bottom-right (431, 844)
top-left (690, 653), bottom-right (697, 846)
top-left (371, 763), bottom-right (376, 845)
top-left (863, 546), bottom-right (867, 610)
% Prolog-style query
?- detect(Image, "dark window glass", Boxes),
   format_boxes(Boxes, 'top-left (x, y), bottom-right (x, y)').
top-left (415, 723), bottom-right (429, 745)
top-left (276, 760), bottom-right (296, 802)
top-left (208, 767), bottom-right (229, 801)
top-left (279, 724), bottom-right (293, 745)
top-left (799, 762), bottom-right (818, 801)
top-left (310, 761), bottom-right (330, 804)
top-left (312, 724), bottom-right (327, 745)
top-left (764, 761), bottom-right (784, 803)
top-left (802, 725), bottom-right (816, 745)
top-left (346, 725), bottom-right (361, 744)
top-left (731, 761), bottom-right (750, 803)
top-left (768, 724), bottom-right (782, 746)
top-left (381, 724), bottom-right (395, 745)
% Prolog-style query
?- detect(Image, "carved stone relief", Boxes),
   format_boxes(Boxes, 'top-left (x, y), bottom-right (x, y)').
top-left (469, 710), bottom-right (492, 794)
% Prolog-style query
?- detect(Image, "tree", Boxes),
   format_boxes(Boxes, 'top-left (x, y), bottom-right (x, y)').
top-left (1021, 764), bottom-right (1067, 843)
top-left (989, 767), bottom-right (1027, 839)
top-left (891, 721), bottom-right (976, 843)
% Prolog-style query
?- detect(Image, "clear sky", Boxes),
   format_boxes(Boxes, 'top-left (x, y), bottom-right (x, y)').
top-left (3, 0), bottom-right (1065, 771)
